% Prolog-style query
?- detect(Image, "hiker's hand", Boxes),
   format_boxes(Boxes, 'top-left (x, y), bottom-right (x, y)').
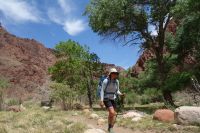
top-left (99, 101), bottom-right (104, 108)
top-left (121, 93), bottom-right (126, 98)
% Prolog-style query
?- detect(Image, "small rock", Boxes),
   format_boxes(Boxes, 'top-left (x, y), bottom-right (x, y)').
top-left (42, 106), bottom-right (50, 110)
top-left (89, 113), bottom-right (99, 119)
top-left (97, 118), bottom-right (106, 125)
top-left (153, 109), bottom-right (174, 122)
top-left (172, 124), bottom-right (178, 130)
top-left (131, 117), bottom-right (142, 122)
top-left (72, 112), bottom-right (78, 116)
top-left (20, 104), bottom-right (26, 111)
top-left (83, 109), bottom-right (91, 115)
top-left (84, 128), bottom-right (106, 133)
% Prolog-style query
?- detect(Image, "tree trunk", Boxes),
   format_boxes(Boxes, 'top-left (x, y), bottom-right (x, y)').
top-left (163, 90), bottom-right (177, 107)
top-left (84, 62), bottom-right (94, 108)
top-left (154, 19), bottom-right (177, 107)
top-left (0, 93), bottom-right (3, 111)
top-left (86, 79), bottom-right (93, 108)
top-left (62, 100), bottom-right (67, 111)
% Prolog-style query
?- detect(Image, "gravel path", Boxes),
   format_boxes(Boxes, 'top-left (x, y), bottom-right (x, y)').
top-left (67, 114), bottom-right (144, 133)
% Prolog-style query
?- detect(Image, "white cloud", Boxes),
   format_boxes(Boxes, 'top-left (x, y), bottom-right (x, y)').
top-left (47, 8), bottom-right (64, 25)
top-left (0, 0), bottom-right (42, 23)
top-left (63, 19), bottom-right (86, 36)
top-left (0, 0), bottom-right (87, 35)
top-left (57, 0), bottom-right (74, 14)
top-left (47, 0), bottom-right (86, 36)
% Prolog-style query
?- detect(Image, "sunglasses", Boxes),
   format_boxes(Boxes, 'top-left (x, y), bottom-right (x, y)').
top-left (111, 72), bottom-right (119, 75)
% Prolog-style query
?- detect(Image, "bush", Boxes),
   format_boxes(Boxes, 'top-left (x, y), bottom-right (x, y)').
top-left (6, 99), bottom-right (20, 106)
top-left (125, 91), bottom-right (141, 105)
top-left (139, 88), bottom-right (162, 105)
top-left (50, 83), bottom-right (78, 110)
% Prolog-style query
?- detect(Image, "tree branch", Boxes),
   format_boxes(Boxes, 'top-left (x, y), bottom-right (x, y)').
top-left (123, 37), bottom-right (141, 46)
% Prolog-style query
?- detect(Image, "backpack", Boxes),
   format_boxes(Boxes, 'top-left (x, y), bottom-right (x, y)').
top-left (96, 75), bottom-right (107, 98)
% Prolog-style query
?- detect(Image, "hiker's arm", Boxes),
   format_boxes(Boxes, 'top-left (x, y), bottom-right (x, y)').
top-left (116, 80), bottom-right (122, 95)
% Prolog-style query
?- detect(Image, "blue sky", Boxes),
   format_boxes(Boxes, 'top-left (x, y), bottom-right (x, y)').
top-left (0, 0), bottom-right (141, 69)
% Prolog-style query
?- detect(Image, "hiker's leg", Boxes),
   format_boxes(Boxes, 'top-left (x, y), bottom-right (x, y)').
top-left (104, 100), bottom-right (112, 129)
top-left (108, 107), bottom-right (116, 127)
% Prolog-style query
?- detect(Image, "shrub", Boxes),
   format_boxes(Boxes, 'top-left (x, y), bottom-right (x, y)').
top-left (6, 99), bottom-right (20, 106)
top-left (125, 91), bottom-right (141, 105)
top-left (50, 83), bottom-right (77, 110)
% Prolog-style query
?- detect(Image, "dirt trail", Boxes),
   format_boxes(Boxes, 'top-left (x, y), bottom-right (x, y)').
top-left (67, 114), bottom-right (142, 133)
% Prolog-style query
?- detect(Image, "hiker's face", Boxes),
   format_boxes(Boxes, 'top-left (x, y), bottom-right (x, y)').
top-left (111, 73), bottom-right (119, 79)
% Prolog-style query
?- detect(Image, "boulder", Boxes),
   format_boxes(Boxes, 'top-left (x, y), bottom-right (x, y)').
top-left (89, 113), bottom-right (99, 119)
top-left (175, 106), bottom-right (200, 125)
top-left (123, 111), bottom-right (144, 118)
top-left (131, 117), bottom-right (142, 122)
top-left (84, 129), bottom-right (106, 133)
top-left (97, 118), bottom-right (106, 125)
top-left (153, 109), bottom-right (174, 122)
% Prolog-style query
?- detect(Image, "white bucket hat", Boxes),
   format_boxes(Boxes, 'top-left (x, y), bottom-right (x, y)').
top-left (109, 68), bottom-right (119, 75)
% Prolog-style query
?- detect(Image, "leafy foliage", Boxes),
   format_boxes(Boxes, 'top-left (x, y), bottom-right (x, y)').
top-left (49, 40), bottom-right (102, 108)
top-left (0, 78), bottom-right (9, 89)
top-left (50, 83), bottom-right (76, 110)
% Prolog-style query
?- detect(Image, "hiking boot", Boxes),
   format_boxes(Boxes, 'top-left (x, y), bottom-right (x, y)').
top-left (108, 128), bottom-right (115, 133)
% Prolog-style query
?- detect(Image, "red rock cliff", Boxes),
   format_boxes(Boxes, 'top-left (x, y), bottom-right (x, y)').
top-left (0, 25), bottom-right (56, 99)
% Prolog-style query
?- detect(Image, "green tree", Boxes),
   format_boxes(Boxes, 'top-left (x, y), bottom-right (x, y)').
top-left (170, 0), bottom-right (200, 78)
top-left (85, 0), bottom-right (177, 105)
top-left (83, 52), bottom-right (102, 107)
top-left (49, 40), bottom-right (102, 108)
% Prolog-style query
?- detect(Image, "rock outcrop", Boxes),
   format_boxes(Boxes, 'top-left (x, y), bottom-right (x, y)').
top-left (131, 50), bottom-right (154, 77)
top-left (0, 25), bottom-right (56, 99)
top-left (131, 20), bottom-right (196, 76)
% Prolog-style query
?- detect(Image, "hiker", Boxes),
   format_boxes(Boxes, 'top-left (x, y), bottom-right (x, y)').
top-left (99, 68), bottom-right (125, 133)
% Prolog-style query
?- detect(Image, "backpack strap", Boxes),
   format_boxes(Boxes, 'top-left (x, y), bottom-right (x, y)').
top-left (104, 77), bottom-right (110, 94)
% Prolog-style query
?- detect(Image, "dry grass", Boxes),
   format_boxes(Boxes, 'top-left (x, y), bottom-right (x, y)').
top-left (0, 103), bottom-right (86, 133)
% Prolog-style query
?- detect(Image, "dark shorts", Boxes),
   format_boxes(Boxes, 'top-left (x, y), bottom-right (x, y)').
top-left (103, 99), bottom-right (116, 109)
